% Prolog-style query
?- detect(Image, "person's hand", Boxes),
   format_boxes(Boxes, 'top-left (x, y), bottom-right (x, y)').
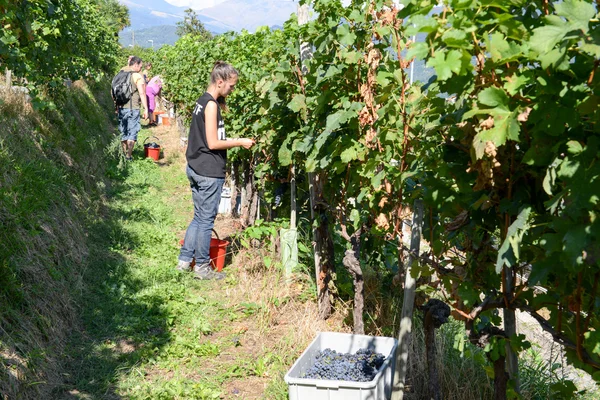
top-left (239, 138), bottom-right (255, 149)
top-left (142, 110), bottom-right (148, 120)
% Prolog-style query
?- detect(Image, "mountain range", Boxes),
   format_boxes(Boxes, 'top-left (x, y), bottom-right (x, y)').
top-left (119, 0), bottom-right (297, 48)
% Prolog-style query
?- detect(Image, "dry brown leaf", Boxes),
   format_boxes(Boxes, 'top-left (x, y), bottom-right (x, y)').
top-left (378, 196), bottom-right (388, 208)
top-left (375, 213), bottom-right (390, 230)
top-left (385, 180), bottom-right (392, 194)
top-left (484, 140), bottom-right (497, 158)
top-left (480, 116), bottom-right (494, 129)
top-left (378, 9), bottom-right (396, 26)
top-left (367, 48), bottom-right (382, 69)
top-left (394, 17), bottom-right (403, 31)
top-left (366, 127), bottom-right (378, 148)
top-left (518, 107), bottom-right (532, 122)
top-left (358, 106), bottom-right (374, 127)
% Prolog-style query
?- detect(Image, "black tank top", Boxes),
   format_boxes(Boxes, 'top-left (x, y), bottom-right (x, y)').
top-left (186, 92), bottom-right (227, 178)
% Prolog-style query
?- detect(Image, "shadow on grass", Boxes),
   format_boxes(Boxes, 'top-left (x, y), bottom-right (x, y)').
top-left (53, 163), bottom-right (177, 399)
top-left (0, 82), bottom-right (186, 400)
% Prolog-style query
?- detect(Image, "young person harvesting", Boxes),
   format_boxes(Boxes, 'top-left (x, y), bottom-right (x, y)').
top-left (177, 62), bottom-right (255, 280)
top-left (142, 62), bottom-right (152, 83)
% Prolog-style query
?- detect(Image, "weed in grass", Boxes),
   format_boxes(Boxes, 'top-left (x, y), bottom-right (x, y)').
top-left (403, 316), bottom-right (494, 399)
top-left (250, 354), bottom-right (272, 377)
top-left (123, 377), bottom-right (222, 400)
top-left (518, 347), bottom-right (580, 400)
top-left (238, 302), bottom-right (261, 316)
top-left (193, 318), bottom-right (213, 336)
top-left (263, 374), bottom-right (289, 400)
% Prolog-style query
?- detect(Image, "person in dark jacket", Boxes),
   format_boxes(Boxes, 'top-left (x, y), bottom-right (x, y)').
top-left (177, 61), bottom-right (255, 279)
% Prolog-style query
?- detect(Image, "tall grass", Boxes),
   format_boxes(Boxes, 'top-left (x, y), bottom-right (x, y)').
top-left (0, 82), bottom-right (117, 399)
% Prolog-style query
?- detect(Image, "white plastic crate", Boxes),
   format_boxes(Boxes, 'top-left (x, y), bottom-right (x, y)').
top-left (218, 187), bottom-right (231, 214)
top-left (284, 332), bottom-right (398, 400)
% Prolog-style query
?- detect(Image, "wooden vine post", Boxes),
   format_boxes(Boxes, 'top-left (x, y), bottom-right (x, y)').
top-left (284, 164), bottom-right (297, 277)
top-left (503, 261), bottom-right (520, 392)
top-left (340, 225), bottom-right (365, 334)
top-left (280, 162), bottom-right (298, 280)
top-left (422, 299), bottom-right (451, 400)
top-left (240, 160), bottom-right (252, 225)
top-left (392, 199), bottom-right (424, 400)
top-left (502, 145), bottom-right (520, 393)
top-left (230, 161), bottom-right (241, 218)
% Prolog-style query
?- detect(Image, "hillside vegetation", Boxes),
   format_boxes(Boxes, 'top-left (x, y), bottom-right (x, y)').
top-left (119, 25), bottom-right (179, 49)
top-left (0, 82), bottom-right (118, 398)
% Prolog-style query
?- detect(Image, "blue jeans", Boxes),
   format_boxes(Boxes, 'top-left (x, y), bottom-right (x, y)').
top-left (118, 108), bottom-right (141, 141)
top-left (179, 165), bottom-right (224, 265)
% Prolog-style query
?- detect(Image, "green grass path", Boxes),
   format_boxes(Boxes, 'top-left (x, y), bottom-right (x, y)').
top-left (56, 134), bottom-right (290, 399)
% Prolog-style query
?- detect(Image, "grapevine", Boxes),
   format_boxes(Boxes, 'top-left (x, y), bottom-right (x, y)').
top-left (143, 0), bottom-right (600, 396)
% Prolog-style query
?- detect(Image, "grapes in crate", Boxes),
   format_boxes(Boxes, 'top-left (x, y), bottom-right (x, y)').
top-left (300, 348), bottom-right (386, 382)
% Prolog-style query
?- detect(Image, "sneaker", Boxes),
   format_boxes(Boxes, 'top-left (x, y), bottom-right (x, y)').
top-left (125, 156), bottom-right (133, 161)
top-left (193, 263), bottom-right (225, 280)
top-left (176, 260), bottom-right (191, 272)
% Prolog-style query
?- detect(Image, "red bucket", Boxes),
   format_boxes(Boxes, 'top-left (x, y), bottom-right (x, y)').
top-left (179, 230), bottom-right (229, 271)
top-left (143, 136), bottom-right (161, 161)
top-left (145, 147), bottom-right (160, 161)
top-left (159, 115), bottom-right (171, 126)
top-left (209, 238), bottom-right (229, 272)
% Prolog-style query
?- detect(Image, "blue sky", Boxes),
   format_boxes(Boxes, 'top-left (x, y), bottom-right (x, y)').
top-left (119, 0), bottom-right (300, 13)
top-left (163, 0), bottom-right (229, 10)
top-left (118, 0), bottom-right (301, 33)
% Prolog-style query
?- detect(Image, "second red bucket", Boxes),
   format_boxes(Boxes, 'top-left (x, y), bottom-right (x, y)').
top-left (143, 136), bottom-right (161, 161)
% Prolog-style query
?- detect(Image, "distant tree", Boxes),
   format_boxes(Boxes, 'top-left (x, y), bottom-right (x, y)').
top-left (98, 0), bottom-right (130, 33)
top-left (176, 8), bottom-right (212, 40)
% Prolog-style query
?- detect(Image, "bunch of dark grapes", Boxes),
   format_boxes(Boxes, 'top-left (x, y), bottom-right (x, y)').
top-left (300, 348), bottom-right (386, 382)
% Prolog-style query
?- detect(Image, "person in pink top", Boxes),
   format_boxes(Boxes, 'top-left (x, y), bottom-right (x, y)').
top-left (146, 75), bottom-right (162, 126)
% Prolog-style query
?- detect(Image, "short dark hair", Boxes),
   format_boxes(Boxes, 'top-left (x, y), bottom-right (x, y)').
top-left (129, 56), bottom-right (142, 66)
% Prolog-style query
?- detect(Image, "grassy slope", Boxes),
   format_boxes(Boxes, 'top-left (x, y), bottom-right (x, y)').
top-left (0, 81), bottom-right (118, 398)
